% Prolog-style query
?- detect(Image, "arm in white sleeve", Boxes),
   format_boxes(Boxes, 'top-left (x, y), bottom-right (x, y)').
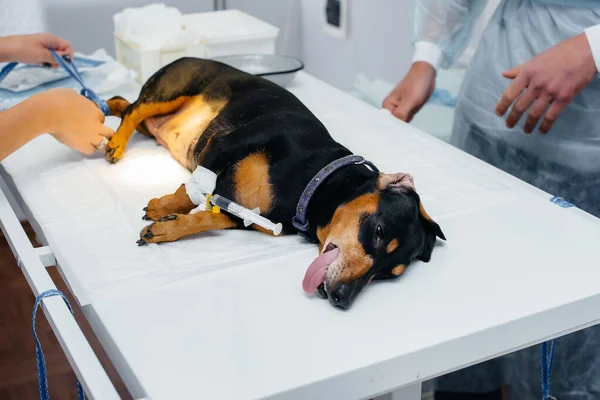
top-left (412, 0), bottom-right (489, 72)
top-left (584, 24), bottom-right (600, 75)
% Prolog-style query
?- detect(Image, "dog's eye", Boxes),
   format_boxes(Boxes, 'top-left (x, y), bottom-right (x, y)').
top-left (375, 225), bottom-right (384, 243)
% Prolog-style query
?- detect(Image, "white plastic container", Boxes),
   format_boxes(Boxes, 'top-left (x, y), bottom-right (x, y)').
top-left (114, 34), bottom-right (205, 84)
top-left (114, 9), bottom-right (279, 84)
top-left (182, 10), bottom-right (279, 58)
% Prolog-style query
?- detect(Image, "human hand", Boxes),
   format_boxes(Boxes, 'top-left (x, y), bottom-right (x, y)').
top-left (495, 33), bottom-right (598, 134)
top-left (382, 61), bottom-right (436, 122)
top-left (34, 88), bottom-right (114, 155)
top-left (0, 33), bottom-right (74, 67)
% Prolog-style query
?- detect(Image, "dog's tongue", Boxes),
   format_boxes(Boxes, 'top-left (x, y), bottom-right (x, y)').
top-left (302, 248), bottom-right (340, 294)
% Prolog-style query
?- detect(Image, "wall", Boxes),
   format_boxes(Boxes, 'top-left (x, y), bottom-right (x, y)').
top-left (300, 0), bottom-right (417, 92)
top-left (0, 0), bottom-right (45, 36)
top-left (39, 0), bottom-right (500, 91)
top-left (42, 0), bottom-right (214, 56)
top-left (41, 0), bottom-right (303, 60)
top-left (223, 0), bottom-right (303, 58)
top-left (299, 0), bottom-right (501, 92)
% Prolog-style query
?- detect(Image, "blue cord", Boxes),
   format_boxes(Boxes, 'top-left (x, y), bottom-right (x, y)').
top-left (49, 50), bottom-right (110, 116)
top-left (0, 62), bottom-right (18, 83)
top-left (541, 339), bottom-right (556, 400)
top-left (33, 289), bottom-right (85, 400)
top-left (0, 51), bottom-right (109, 116)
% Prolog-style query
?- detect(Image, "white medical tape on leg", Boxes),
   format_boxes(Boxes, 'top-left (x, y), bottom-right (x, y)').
top-left (184, 166), bottom-right (218, 206)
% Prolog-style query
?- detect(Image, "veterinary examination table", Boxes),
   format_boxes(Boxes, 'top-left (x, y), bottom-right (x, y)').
top-left (2, 71), bottom-right (600, 400)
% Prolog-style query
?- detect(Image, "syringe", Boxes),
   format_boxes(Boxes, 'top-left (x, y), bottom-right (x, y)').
top-left (185, 166), bottom-right (283, 236)
top-left (208, 194), bottom-right (283, 236)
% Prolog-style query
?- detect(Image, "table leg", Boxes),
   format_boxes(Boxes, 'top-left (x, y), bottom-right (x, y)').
top-left (373, 382), bottom-right (422, 400)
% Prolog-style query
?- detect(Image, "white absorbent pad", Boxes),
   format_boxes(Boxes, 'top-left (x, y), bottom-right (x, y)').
top-left (0, 72), bottom-right (517, 306)
top-left (0, 49), bottom-right (137, 110)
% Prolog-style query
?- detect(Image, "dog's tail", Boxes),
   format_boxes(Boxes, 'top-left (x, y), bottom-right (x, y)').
top-left (106, 96), bottom-right (130, 118)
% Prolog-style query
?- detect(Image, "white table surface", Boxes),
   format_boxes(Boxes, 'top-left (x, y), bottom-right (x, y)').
top-left (4, 72), bottom-right (600, 400)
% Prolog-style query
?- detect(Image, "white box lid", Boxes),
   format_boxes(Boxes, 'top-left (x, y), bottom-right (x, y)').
top-left (182, 9), bottom-right (279, 43)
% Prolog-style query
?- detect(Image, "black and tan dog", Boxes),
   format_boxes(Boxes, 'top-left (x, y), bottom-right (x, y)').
top-left (105, 57), bottom-right (445, 309)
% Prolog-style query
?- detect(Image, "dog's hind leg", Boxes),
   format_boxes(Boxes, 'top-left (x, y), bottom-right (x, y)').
top-left (105, 96), bottom-right (190, 163)
top-left (107, 96), bottom-right (153, 137)
top-left (138, 211), bottom-right (238, 245)
top-left (142, 184), bottom-right (196, 222)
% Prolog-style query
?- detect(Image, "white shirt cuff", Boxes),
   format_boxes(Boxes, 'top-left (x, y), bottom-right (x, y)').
top-left (584, 24), bottom-right (600, 75)
top-left (412, 41), bottom-right (443, 73)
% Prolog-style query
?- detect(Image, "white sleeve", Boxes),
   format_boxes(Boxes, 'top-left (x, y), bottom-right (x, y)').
top-left (412, 41), bottom-right (444, 72)
top-left (413, 0), bottom-right (488, 70)
top-left (584, 24), bottom-right (600, 75)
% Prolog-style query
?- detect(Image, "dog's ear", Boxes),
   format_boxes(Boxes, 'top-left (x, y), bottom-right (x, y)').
top-left (379, 172), bottom-right (445, 263)
top-left (418, 201), bottom-right (445, 241)
top-left (416, 200), bottom-right (445, 262)
top-left (378, 171), bottom-right (446, 244)
top-left (379, 172), bottom-right (445, 237)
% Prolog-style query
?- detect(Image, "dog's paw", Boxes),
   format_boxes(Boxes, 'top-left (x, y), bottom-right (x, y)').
top-left (105, 138), bottom-right (125, 164)
top-left (143, 198), bottom-right (169, 221)
top-left (138, 214), bottom-right (183, 244)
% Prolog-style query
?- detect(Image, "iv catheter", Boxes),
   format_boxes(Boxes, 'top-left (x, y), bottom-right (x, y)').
top-left (185, 166), bottom-right (283, 236)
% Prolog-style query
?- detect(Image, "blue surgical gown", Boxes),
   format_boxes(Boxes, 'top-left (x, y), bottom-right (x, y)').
top-left (416, 0), bottom-right (600, 398)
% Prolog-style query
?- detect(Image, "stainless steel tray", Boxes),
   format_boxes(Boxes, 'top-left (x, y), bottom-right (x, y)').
top-left (210, 54), bottom-right (304, 87)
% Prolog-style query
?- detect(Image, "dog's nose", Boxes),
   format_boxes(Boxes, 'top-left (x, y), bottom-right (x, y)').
top-left (329, 284), bottom-right (352, 309)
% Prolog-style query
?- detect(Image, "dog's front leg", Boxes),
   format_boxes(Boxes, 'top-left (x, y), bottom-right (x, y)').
top-left (138, 212), bottom-right (238, 245)
top-left (143, 184), bottom-right (195, 221)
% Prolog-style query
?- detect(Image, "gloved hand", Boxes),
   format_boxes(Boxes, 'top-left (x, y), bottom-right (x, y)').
top-left (495, 32), bottom-right (598, 134)
top-left (35, 88), bottom-right (114, 155)
top-left (382, 61), bottom-right (436, 123)
top-left (0, 33), bottom-right (74, 67)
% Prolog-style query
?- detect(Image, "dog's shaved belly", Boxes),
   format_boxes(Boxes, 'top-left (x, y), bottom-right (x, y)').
top-left (145, 95), bottom-right (227, 170)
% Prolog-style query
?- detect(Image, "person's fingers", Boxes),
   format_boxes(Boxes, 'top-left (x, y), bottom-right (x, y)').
top-left (34, 48), bottom-right (59, 66)
top-left (77, 125), bottom-right (113, 156)
top-left (91, 102), bottom-right (106, 122)
top-left (539, 100), bottom-right (567, 134)
top-left (76, 95), bottom-right (106, 122)
top-left (391, 101), bottom-right (416, 122)
top-left (66, 137), bottom-right (96, 156)
top-left (98, 124), bottom-right (115, 139)
top-left (506, 87), bottom-right (538, 129)
top-left (382, 90), bottom-right (402, 111)
top-left (382, 99), bottom-right (397, 112)
top-left (40, 33), bottom-right (72, 54)
top-left (62, 45), bottom-right (74, 60)
top-left (502, 64), bottom-right (524, 79)
top-left (523, 94), bottom-right (551, 134)
top-left (55, 48), bottom-right (74, 64)
top-left (37, 33), bottom-right (74, 65)
top-left (81, 144), bottom-right (97, 156)
top-left (92, 134), bottom-right (110, 149)
top-left (495, 74), bottom-right (528, 117)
